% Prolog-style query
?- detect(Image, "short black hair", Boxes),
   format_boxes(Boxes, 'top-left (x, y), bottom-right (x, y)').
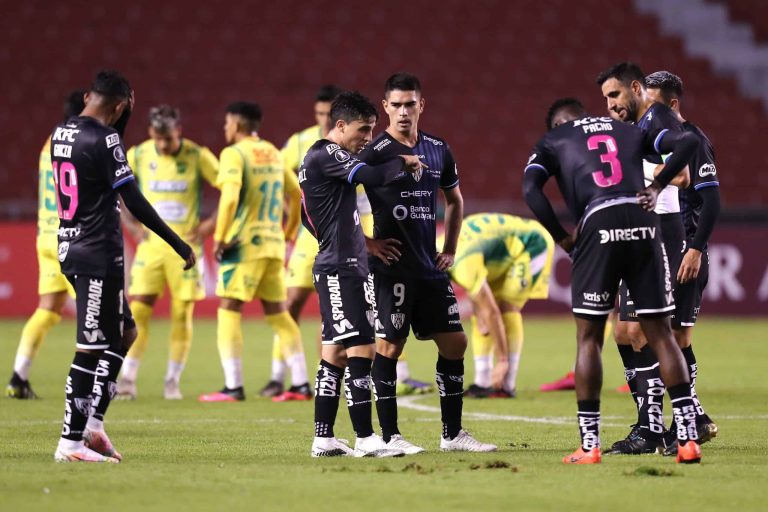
top-left (596, 62), bottom-right (646, 87)
top-left (645, 70), bottom-right (684, 102)
top-left (384, 72), bottom-right (422, 95)
top-left (546, 97), bottom-right (585, 130)
top-left (90, 70), bottom-right (132, 100)
top-left (315, 84), bottom-right (343, 103)
top-left (149, 104), bottom-right (181, 132)
top-left (63, 89), bottom-right (86, 121)
top-left (226, 101), bottom-right (262, 132)
top-left (330, 91), bottom-right (377, 124)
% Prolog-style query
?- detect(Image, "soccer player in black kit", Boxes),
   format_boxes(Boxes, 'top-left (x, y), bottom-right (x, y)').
top-left (52, 71), bottom-right (194, 463)
top-left (645, 70), bottom-right (720, 455)
top-left (598, 62), bottom-right (716, 455)
top-left (300, 91), bottom-right (423, 457)
top-left (523, 97), bottom-right (704, 464)
top-left (359, 73), bottom-right (496, 453)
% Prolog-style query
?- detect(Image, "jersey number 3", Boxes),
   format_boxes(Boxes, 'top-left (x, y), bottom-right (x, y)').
top-left (587, 135), bottom-right (623, 187)
top-left (52, 162), bottom-right (79, 220)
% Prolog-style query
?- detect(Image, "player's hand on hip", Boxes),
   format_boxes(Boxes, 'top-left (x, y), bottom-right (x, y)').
top-left (435, 252), bottom-right (455, 271)
top-left (637, 181), bottom-right (661, 211)
top-left (677, 248), bottom-right (702, 284)
top-left (400, 155), bottom-right (427, 174)
top-left (366, 237), bottom-right (402, 266)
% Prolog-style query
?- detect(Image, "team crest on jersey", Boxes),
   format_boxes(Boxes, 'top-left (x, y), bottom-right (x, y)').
top-left (58, 242), bottom-right (70, 262)
top-left (391, 312), bottom-right (405, 330)
top-left (176, 162), bottom-right (187, 173)
top-left (74, 397), bottom-right (93, 417)
top-left (412, 167), bottom-right (423, 182)
top-left (113, 146), bottom-right (126, 162)
top-left (105, 133), bottom-right (120, 148)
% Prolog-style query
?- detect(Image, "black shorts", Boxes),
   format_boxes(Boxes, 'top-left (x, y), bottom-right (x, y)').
top-left (69, 274), bottom-right (133, 351)
top-left (314, 273), bottom-right (375, 348)
top-left (619, 213), bottom-right (684, 321)
top-left (374, 273), bottom-right (463, 341)
top-left (670, 248), bottom-right (709, 328)
top-left (571, 203), bottom-right (674, 319)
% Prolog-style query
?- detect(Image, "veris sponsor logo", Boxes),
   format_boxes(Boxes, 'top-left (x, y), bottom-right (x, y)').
top-left (583, 291), bottom-right (610, 303)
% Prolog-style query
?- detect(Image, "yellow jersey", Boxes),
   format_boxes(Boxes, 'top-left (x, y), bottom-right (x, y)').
top-left (448, 213), bottom-right (554, 295)
top-left (37, 137), bottom-right (59, 243)
top-left (217, 136), bottom-right (286, 262)
top-left (127, 138), bottom-right (218, 245)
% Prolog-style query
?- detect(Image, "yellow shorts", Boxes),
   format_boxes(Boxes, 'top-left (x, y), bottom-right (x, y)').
top-left (37, 237), bottom-right (74, 297)
top-left (216, 257), bottom-right (286, 303)
top-left (452, 249), bottom-right (554, 310)
top-left (287, 213), bottom-right (373, 289)
top-left (129, 240), bottom-right (205, 302)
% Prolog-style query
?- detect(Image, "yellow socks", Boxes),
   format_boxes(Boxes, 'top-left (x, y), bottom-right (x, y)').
top-left (266, 311), bottom-right (307, 386)
top-left (121, 301), bottom-right (154, 381)
top-left (167, 300), bottom-right (194, 383)
top-left (502, 311), bottom-right (524, 392)
top-left (218, 308), bottom-right (243, 389)
top-left (14, 308), bottom-right (61, 380)
top-left (470, 316), bottom-right (494, 388)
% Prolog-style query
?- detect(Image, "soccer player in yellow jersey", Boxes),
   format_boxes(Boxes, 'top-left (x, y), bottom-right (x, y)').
top-left (442, 213), bottom-right (555, 398)
top-left (115, 105), bottom-right (219, 400)
top-left (198, 101), bottom-right (304, 402)
top-left (6, 90), bottom-right (85, 399)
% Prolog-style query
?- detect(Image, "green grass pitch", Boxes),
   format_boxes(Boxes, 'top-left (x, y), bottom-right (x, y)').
top-left (1, 316), bottom-right (767, 511)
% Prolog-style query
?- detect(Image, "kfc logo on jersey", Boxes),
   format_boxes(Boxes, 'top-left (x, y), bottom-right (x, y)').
top-left (113, 146), bottom-right (126, 162)
top-left (53, 127), bottom-right (80, 143)
top-left (105, 133), bottom-right (120, 148)
top-left (335, 150), bottom-right (350, 162)
top-left (698, 163), bottom-right (717, 177)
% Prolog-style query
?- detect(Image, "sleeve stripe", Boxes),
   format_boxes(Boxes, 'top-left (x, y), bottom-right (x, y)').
top-left (440, 179), bottom-right (459, 190)
top-left (694, 181), bottom-right (719, 190)
top-left (347, 163), bottom-right (366, 183)
top-left (524, 163), bottom-right (549, 175)
top-left (654, 129), bottom-right (669, 154)
top-left (112, 175), bottom-right (135, 189)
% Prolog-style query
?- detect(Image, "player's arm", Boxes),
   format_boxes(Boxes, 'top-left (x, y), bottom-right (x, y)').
top-left (120, 145), bottom-right (148, 243)
top-left (119, 180), bottom-right (194, 269)
top-left (213, 147), bottom-right (243, 260)
top-left (188, 147), bottom-right (220, 245)
top-left (347, 155), bottom-right (423, 186)
top-left (522, 145), bottom-right (571, 252)
top-left (649, 162), bottom-right (690, 188)
top-left (438, 186), bottom-right (463, 271)
top-left (639, 130), bottom-right (699, 209)
top-left (679, 139), bottom-right (720, 284)
top-left (283, 164), bottom-right (301, 242)
top-left (469, 282), bottom-right (509, 388)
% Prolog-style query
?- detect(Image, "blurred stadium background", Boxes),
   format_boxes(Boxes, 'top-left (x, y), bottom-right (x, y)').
top-left (1, 0), bottom-right (766, 317)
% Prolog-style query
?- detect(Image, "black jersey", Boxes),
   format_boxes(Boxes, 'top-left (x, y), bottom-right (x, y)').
top-left (525, 116), bottom-right (666, 223)
top-left (679, 121), bottom-right (719, 245)
top-left (300, 139), bottom-right (391, 277)
top-left (358, 130), bottom-right (459, 279)
top-left (51, 116), bottom-right (135, 277)
top-left (637, 103), bottom-right (683, 163)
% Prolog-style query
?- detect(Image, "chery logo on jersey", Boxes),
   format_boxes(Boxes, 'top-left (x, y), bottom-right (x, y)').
top-left (599, 227), bottom-right (656, 244)
top-left (699, 163), bottom-right (717, 177)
